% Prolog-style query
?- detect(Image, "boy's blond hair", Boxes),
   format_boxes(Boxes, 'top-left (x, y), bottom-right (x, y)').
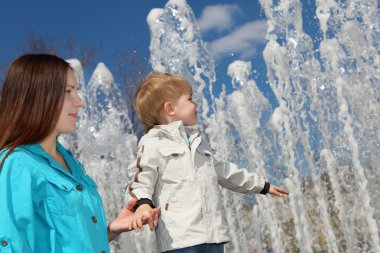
top-left (134, 73), bottom-right (193, 133)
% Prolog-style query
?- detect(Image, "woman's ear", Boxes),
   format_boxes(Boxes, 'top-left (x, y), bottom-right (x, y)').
top-left (163, 102), bottom-right (176, 116)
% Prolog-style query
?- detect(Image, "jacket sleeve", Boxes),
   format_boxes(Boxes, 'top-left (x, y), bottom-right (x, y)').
top-left (0, 154), bottom-right (36, 253)
top-left (127, 143), bottom-right (160, 203)
top-left (213, 152), bottom-right (267, 195)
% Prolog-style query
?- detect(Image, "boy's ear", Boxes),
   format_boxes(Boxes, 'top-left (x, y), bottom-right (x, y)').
top-left (163, 102), bottom-right (176, 116)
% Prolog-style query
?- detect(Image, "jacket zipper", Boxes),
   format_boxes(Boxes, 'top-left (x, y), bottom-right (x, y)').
top-left (180, 132), bottom-right (194, 151)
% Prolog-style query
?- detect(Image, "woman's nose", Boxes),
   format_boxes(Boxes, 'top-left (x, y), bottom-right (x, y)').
top-left (75, 94), bottom-right (85, 108)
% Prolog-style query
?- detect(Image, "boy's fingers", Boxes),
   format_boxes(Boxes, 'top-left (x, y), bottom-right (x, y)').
top-left (153, 207), bottom-right (161, 218)
top-left (141, 215), bottom-right (149, 224)
top-left (149, 208), bottom-right (159, 220)
top-left (148, 219), bottom-right (154, 231)
top-left (143, 208), bottom-right (160, 231)
top-left (137, 219), bottom-right (143, 230)
top-left (133, 220), bottom-right (137, 231)
top-left (128, 222), bottom-right (132, 231)
top-left (135, 220), bottom-right (140, 231)
top-left (151, 208), bottom-right (159, 219)
top-left (277, 187), bottom-right (289, 195)
top-left (271, 186), bottom-right (289, 197)
top-left (281, 190), bottom-right (289, 195)
top-left (277, 190), bottom-right (288, 197)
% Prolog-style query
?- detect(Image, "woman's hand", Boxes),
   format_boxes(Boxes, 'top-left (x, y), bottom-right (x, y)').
top-left (107, 199), bottom-right (160, 242)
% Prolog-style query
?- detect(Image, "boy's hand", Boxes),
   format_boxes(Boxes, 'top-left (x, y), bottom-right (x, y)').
top-left (268, 185), bottom-right (289, 197)
top-left (147, 206), bottom-right (161, 231)
top-left (132, 203), bottom-right (156, 231)
top-left (107, 199), bottom-right (160, 242)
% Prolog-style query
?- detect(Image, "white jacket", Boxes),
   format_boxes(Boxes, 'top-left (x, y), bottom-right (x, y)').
top-left (127, 121), bottom-right (267, 252)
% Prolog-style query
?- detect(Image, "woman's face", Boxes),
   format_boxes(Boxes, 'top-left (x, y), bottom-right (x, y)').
top-left (54, 69), bottom-right (84, 135)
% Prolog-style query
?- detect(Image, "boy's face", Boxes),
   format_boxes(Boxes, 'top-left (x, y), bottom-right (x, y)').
top-left (172, 92), bottom-right (198, 125)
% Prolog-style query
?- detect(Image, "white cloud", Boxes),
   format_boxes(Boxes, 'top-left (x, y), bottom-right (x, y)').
top-left (197, 4), bottom-right (241, 33)
top-left (207, 20), bottom-right (267, 60)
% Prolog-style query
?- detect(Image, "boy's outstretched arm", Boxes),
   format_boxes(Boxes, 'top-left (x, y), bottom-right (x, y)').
top-left (211, 150), bottom-right (289, 196)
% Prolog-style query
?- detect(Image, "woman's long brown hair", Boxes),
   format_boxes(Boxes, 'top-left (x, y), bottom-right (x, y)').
top-left (0, 54), bottom-right (70, 169)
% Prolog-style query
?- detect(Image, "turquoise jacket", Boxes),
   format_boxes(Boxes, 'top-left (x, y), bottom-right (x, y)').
top-left (0, 142), bottom-right (109, 253)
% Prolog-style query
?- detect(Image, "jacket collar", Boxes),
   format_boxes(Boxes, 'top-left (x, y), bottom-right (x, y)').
top-left (21, 141), bottom-right (78, 178)
top-left (142, 121), bottom-right (199, 144)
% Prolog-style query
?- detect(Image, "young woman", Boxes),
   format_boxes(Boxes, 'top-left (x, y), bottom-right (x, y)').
top-left (0, 54), bottom-right (159, 253)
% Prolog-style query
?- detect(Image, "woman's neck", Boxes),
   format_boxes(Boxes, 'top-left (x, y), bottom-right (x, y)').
top-left (39, 132), bottom-right (58, 157)
top-left (40, 132), bottom-right (71, 173)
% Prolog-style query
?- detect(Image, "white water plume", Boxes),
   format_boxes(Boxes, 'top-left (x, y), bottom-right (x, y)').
top-left (62, 0), bottom-right (379, 252)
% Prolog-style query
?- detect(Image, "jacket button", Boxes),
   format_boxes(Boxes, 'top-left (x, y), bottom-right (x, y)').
top-left (1, 240), bottom-right (8, 247)
top-left (92, 215), bottom-right (98, 223)
top-left (76, 185), bottom-right (83, 192)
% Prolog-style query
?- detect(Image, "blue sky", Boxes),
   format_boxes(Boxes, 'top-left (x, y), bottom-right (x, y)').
top-left (0, 0), bottom-right (319, 107)
top-left (0, 1), bottom-right (265, 60)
